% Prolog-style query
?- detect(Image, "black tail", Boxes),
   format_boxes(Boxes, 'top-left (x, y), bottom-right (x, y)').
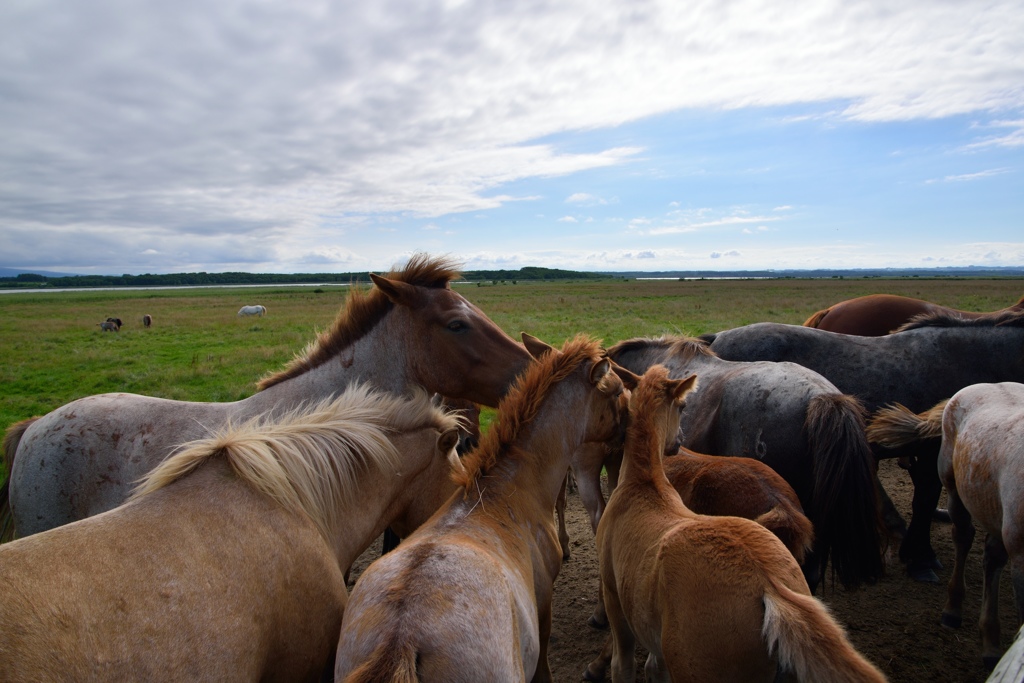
top-left (805, 394), bottom-right (884, 589)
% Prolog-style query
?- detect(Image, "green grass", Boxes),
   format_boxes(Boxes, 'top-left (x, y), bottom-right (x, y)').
top-left (2, 276), bottom-right (1023, 478)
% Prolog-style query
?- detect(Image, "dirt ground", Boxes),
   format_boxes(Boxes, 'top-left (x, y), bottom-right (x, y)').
top-left (348, 457), bottom-right (1018, 682)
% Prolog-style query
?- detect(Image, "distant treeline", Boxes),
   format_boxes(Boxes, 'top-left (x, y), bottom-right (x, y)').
top-left (0, 266), bottom-right (610, 289)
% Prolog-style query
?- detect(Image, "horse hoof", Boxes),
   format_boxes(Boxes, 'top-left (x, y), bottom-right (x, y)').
top-left (908, 565), bottom-right (940, 583)
top-left (941, 613), bottom-right (962, 629)
top-left (582, 664), bottom-right (605, 682)
top-left (982, 654), bottom-right (1001, 671)
top-left (587, 615), bottom-right (609, 630)
top-left (932, 508), bottom-right (952, 523)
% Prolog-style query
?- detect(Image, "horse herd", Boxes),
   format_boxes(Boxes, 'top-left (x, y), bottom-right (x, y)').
top-left (1, 254), bottom-right (1023, 681)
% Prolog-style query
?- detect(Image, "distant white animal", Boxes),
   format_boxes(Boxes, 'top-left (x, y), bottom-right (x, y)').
top-left (237, 305), bottom-right (266, 317)
top-left (98, 321), bottom-right (119, 332)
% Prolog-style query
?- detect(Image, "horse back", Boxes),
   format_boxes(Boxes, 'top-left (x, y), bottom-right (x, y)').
top-left (0, 464), bottom-right (345, 682)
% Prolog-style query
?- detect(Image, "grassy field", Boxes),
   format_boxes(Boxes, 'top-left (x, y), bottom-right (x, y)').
top-left (2, 276), bottom-right (1023, 479)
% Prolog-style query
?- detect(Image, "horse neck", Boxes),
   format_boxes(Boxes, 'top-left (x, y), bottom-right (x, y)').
top-left (619, 408), bottom-right (682, 501)
top-left (241, 319), bottom-right (410, 418)
top-left (324, 429), bottom-right (441, 573)
top-left (484, 384), bottom-right (596, 517)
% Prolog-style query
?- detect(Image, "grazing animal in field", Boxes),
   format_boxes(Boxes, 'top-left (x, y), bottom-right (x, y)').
top-left (98, 320), bottom-right (119, 332)
top-left (106, 317), bottom-right (123, 328)
top-left (334, 334), bottom-right (628, 683)
top-left (803, 293), bottom-right (1024, 336)
top-left (868, 383), bottom-right (1024, 669)
top-left (237, 304), bottom-right (267, 317)
top-left (142, 314), bottom-right (152, 327)
top-left (2, 254), bottom-right (530, 539)
top-left (0, 386), bottom-right (463, 682)
top-left (595, 364), bottom-right (886, 683)
top-left (599, 336), bottom-right (882, 598)
top-left (703, 311), bottom-right (1024, 583)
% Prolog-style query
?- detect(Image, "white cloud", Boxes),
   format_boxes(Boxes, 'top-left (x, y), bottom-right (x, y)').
top-left (924, 168), bottom-right (1011, 184)
top-left (558, 216), bottom-right (579, 223)
top-left (1, 0), bottom-right (1022, 272)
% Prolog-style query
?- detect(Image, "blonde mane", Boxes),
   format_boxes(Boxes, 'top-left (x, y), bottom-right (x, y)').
top-left (133, 385), bottom-right (460, 543)
top-left (257, 253), bottom-right (462, 390)
top-left (454, 334), bottom-right (610, 490)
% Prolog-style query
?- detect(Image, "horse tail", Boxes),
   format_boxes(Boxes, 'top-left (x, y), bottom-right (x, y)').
top-left (754, 505), bottom-right (815, 566)
top-left (805, 394), bottom-right (884, 589)
top-left (762, 578), bottom-right (887, 682)
top-left (865, 401), bottom-right (947, 449)
top-left (802, 308), bottom-right (830, 328)
top-left (0, 417), bottom-right (40, 542)
top-left (342, 640), bottom-right (418, 683)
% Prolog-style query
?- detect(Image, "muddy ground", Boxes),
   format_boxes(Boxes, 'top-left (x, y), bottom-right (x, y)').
top-left (349, 457), bottom-right (1018, 682)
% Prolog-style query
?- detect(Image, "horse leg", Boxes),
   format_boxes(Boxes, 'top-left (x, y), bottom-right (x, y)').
top-left (381, 527), bottom-right (401, 554)
top-left (644, 651), bottom-right (671, 683)
top-left (941, 486), bottom-right (974, 630)
top-left (604, 584), bottom-right (637, 683)
top-left (980, 533), bottom-right (1009, 669)
top-left (582, 635), bottom-right (613, 681)
top-left (556, 472), bottom-right (571, 561)
top-left (534, 596), bottom-right (554, 683)
top-left (900, 447), bottom-right (943, 582)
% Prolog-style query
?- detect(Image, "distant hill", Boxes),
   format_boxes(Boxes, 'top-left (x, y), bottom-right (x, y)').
top-left (1, 264), bottom-right (1023, 289)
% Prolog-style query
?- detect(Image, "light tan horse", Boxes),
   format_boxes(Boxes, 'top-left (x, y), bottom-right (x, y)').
top-left (334, 334), bottom-right (628, 683)
top-left (598, 365), bottom-right (886, 683)
top-left (0, 386), bottom-right (463, 682)
top-left (583, 443), bottom-right (815, 681)
top-left (869, 383), bottom-right (1024, 669)
top-left (3, 253), bottom-right (530, 538)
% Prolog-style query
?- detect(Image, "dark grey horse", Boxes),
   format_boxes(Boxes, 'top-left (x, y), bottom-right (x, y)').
top-left (702, 310), bottom-right (1024, 582)
top-left (606, 336), bottom-right (883, 593)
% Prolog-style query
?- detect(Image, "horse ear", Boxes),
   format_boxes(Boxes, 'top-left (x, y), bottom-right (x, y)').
top-left (437, 428), bottom-right (460, 455)
top-left (610, 361), bottom-right (641, 390)
top-left (522, 333), bottom-right (554, 360)
top-left (670, 373), bottom-right (698, 403)
top-left (589, 358), bottom-right (611, 384)
top-left (370, 273), bottom-right (422, 307)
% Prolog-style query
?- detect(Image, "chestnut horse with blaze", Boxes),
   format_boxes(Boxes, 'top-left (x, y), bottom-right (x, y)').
top-left (597, 365), bottom-right (886, 682)
top-left (334, 334), bottom-right (628, 683)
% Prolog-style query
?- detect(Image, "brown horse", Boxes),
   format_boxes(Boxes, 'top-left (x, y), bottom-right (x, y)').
top-left (596, 365), bottom-right (886, 682)
top-left (583, 442), bottom-right (814, 681)
top-left (869, 383), bottom-right (1024, 669)
top-left (3, 253), bottom-right (530, 538)
top-left (334, 334), bottom-right (628, 683)
top-left (803, 293), bottom-right (1024, 336)
top-left (0, 385), bottom-right (463, 681)
top-left (603, 336), bottom-right (882, 595)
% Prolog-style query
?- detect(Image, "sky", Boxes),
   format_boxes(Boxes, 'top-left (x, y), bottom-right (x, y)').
top-left (1, 0), bottom-right (1022, 276)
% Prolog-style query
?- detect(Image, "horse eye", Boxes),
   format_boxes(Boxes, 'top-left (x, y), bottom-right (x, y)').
top-left (447, 320), bottom-right (467, 332)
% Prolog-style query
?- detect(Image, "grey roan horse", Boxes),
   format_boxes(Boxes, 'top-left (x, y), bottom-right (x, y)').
top-left (702, 310), bottom-right (1024, 582)
top-left (2, 254), bottom-right (530, 538)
